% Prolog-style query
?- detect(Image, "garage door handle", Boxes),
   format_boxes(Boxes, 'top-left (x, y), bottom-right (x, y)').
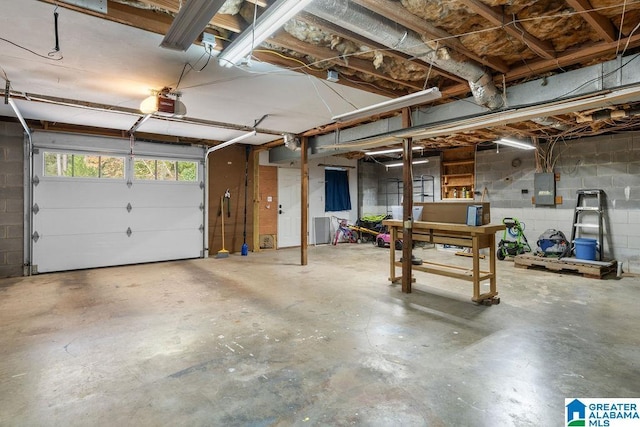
top-left (126, 227), bottom-right (132, 237)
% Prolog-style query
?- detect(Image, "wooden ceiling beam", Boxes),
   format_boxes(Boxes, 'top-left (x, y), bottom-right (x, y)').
top-left (350, 0), bottom-right (509, 73)
top-left (268, 32), bottom-right (424, 92)
top-left (565, 0), bottom-right (616, 43)
top-left (251, 51), bottom-right (400, 97)
top-left (296, 13), bottom-right (468, 85)
top-left (459, 0), bottom-right (555, 59)
top-left (133, 1), bottom-right (245, 33)
top-left (506, 33), bottom-right (640, 81)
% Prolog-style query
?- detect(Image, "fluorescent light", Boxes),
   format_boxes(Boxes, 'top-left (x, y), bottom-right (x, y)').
top-left (218, 0), bottom-right (313, 67)
top-left (206, 130), bottom-right (257, 155)
top-left (365, 146), bottom-right (423, 156)
top-left (384, 159), bottom-right (429, 168)
top-left (496, 137), bottom-right (536, 150)
top-left (332, 87), bottom-right (441, 123)
top-left (161, 0), bottom-right (227, 51)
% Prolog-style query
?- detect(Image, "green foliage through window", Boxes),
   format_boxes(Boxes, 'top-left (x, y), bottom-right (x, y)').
top-left (44, 152), bottom-right (124, 179)
top-left (134, 159), bottom-right (197, 181)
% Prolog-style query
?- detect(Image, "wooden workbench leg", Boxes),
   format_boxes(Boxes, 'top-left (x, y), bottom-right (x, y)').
top-left (489, 235), bottom-right (497, 295)
top-left (472, 235), bottom-right (480, 301)
top-left (389, 226), bottom-right (398, 282)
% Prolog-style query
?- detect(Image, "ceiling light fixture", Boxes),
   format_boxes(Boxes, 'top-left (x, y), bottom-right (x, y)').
top-left (496, 137), bottom-right (536, 150)
top-left (160, 0), bottom-right (227, 51)
top-left (206, 130), bottom-right (257, 154)
top-left (365, 146), bottom-right (423, 156)
top-left (218, 0), bottom-right (313, 68)
top-left (384, 159), bottom-right (429, 168)
top-left (332, 87), bottom-right (442, 123)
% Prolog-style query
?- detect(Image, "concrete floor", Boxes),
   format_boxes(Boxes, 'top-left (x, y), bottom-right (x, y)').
top-left (1, 244), bottom-right (639, 426)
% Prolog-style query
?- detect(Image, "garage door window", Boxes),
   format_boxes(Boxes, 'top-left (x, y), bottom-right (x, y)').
top-left (134, 158), bottom-right (198, 181)
top-left (44, 152), bottom-right (124, 179)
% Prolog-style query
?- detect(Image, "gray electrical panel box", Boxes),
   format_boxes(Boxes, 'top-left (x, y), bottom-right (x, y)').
top-left (534, 173), bottom-right (555, 206)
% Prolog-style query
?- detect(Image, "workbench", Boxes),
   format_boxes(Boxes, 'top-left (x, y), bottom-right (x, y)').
top-left (383, 220), bottom-right (506, 305)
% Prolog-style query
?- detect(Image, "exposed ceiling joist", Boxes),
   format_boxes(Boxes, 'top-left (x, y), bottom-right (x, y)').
top-left (350, 0), bottom-right (509, 74)
top-left (295, 12), bottom-right (468, 85)
top-left (459, 0), bottom-right (555, 60)
top-left (506, 33), bottom-right (640, 80)
top-left (268, 32), bottom-right (425, 92)
top-left (565, 0), bottom-right (617, 43)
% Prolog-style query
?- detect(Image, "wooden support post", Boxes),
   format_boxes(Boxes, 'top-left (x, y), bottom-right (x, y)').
top-left (301, 136), bottom-right (309, 266)
top-left (252, 148), bottom-right (261, 252)
top-left (401, 108), bottom-right (413, 293)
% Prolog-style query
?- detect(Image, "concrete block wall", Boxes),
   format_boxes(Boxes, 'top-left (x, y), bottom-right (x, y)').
top-left (0, 122), bottom-right (25, 278)
top-left (476, 131), bottom-right (640, 272)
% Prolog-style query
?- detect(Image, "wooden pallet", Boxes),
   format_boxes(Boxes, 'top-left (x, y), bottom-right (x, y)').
top-left (514, 254), bottom-right (617, 279)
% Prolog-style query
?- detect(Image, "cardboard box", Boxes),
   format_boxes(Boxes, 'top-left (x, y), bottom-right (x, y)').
top-left (415, 202), bottom-right (491, 225)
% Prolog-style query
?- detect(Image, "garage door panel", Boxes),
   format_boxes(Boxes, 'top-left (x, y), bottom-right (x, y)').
top-left (127, 230), bottom-right (203, 260)
top-left (35, 208), bottom-right (129, 235)
top-left (33, 233), bottom-right (133, 272)
top-left (129, 184), bottom-right (203, 206)
top-left (34, 180), bottom-right (130, 208)
top-left (129, 207), bottom-right (202, 231)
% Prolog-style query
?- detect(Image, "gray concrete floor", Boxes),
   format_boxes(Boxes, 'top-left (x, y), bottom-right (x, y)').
top-left (1, 244), bottom-right (639, 426)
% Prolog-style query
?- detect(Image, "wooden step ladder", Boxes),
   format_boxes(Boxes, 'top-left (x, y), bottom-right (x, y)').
top-left (570, 189), bottom-right (605, 260)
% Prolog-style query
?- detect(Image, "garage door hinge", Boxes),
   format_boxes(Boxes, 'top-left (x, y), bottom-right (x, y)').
top-left (126, 203), bottom-right (132, 212)
top-left (199, 181), bottom-right (205, 190)
top-left (126, 227), bottom-right (132, 237)
top-left (199, 224), bottom-right (204, 233)
top-left (32, 203), bottom-right (39, 215)
top-left (127, 180), bottom-right (133, 188)
top-left (199, 203), bottom-right (204, 211)
top-left (32, 176), bottom-right (40, 187)
top-left (32, 148), bottom-right (40, 155)
top-left (32, 231), bottom-right (40, 242)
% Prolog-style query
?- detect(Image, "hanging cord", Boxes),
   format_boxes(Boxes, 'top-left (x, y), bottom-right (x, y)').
top-left (49, 5), bottom-right (60, 56)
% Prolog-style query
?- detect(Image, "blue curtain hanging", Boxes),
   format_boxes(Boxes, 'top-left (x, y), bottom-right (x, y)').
top-left (325, 169), bottom-right (351, 212)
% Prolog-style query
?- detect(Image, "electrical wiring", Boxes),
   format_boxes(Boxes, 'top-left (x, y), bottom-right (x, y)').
top-left (615, 0), bottom-right (628, 57)
top-left (550, 53), bottom-right (640, 101)
top-left (316, 75), bottom-right (359, 109)
top-left (621, 21), bottom-right (640, 56)
top-left (0, 36), bottom-right (63, 61)
top-left (252, 49), bottom-right (319, 70)
top-left (174, 45), bottom-right (215, 90)
top-left (307, 74), bottom-right (334, 115)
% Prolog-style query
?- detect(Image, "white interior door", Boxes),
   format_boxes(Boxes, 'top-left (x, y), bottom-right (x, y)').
top-left (277, 167), bottom-right (301, 248)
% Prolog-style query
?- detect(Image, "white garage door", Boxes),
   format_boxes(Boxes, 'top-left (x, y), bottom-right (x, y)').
top-left (30, 132), bottom-right (205, 273)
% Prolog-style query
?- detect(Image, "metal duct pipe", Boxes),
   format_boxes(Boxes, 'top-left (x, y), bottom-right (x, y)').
top-left (306, 0), bottom-right (503, 109)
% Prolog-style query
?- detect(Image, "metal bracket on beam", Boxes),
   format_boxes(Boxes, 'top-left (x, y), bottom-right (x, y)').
top-left (64, 0), bottom-right (107, 14)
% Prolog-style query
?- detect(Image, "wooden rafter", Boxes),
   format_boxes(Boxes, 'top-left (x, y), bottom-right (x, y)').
top-left (142, 1), bottom-right (246, 33)
top-left (296, 12), bottom-right (468, 85)
top-left (251, 51), bottom-right (400, 97)
top-left (506, 33), bottom-right (640, 81)
top-left (350, 0), bottom-right (509, 73)
top-left (459, 0), bottom-right (555, 59)
top-left (565, 0), bottom-right (617, 43)
top-left (268, 32), bottom-right (423, 92)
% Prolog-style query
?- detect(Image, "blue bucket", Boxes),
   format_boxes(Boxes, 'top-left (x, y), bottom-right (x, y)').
top-left (574, 238), bottom-right (597, 260)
